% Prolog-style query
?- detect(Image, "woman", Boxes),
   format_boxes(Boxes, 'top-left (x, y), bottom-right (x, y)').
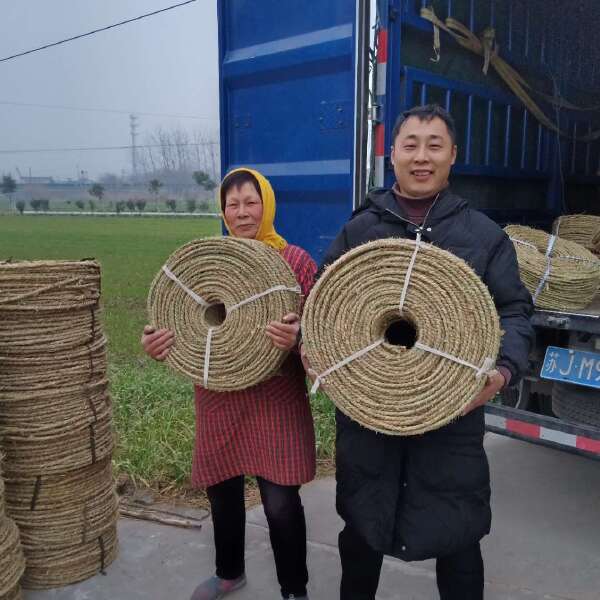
top-left (142, 168), bottom-right (317, 600)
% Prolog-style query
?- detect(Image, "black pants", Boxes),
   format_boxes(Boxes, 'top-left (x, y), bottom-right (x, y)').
top-left (206, 475), bottom-right (308, 598)
top-left (339, 525), bottom-right (484, 600)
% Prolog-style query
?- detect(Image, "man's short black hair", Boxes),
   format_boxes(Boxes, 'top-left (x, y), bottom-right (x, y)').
top-left (391, 104), bottom-right (457, 145)
top-left (220, 169), bottom-right (262, 210)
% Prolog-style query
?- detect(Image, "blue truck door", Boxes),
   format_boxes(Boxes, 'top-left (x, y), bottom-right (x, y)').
top-left (217, 0), bottom-right (369, 263)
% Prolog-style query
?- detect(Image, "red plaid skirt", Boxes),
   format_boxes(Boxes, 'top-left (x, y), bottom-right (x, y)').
top-left (192, 245), bottom-right (317, 487)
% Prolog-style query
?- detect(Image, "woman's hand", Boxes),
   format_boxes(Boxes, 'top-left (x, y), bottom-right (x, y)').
top-left (266, 313), bottom-right (300, 351)
top-left (141, 325), bottom-right (174, 361)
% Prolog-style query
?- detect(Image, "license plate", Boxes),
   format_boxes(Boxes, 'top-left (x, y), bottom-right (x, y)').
top-left (541, 345), bottom-right (600, 389)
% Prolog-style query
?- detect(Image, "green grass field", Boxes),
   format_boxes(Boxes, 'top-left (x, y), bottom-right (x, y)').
top-left (0, 215), bottom-right (335, 489)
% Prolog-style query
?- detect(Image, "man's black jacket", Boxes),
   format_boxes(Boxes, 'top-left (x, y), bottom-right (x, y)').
top-left (320, 187), bottom-right (534, 560)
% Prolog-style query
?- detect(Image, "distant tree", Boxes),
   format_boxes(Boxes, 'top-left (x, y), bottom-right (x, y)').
top-left (30, 198), bottom-right (49, 211)
top-left (135, 199), bottom-right (147, 212)
top-left (198, 199), bottom-right (210, 212)
top-left (193, 170), bottom-right (216, 191)
top-left (75, 200), bottom-right (85, 210)
top-left (166, 199), bottom-right (177, 212)
top-left (15, 200), bottom-right (25, 214)
top-left (88, 183), bottom-right (105, 203)
top-left (1, 174), bottom-right (17, 210)
top-left (126, 199), bottom-right (136, 211)
top-left (186, 198), bottom-right (197, 213)
top-left (148, 178), bottom-right (163, 211)
top-left (115, 200), bottom-right (126, 214)
top-left (88, 199), bottom-right (96, 212)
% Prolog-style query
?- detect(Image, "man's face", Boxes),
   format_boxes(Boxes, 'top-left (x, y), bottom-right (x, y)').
top-left (223, 182), bottom-right (263, 239)
top-left (390, 116), bottom-right (457, 199)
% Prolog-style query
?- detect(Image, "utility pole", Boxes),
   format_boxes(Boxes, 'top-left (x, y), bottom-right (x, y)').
top-left (130, 113), bottom-right (139, 181)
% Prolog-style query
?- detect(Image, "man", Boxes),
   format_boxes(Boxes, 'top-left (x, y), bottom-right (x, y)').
top-left (302, 104), bottom-right (534, 599)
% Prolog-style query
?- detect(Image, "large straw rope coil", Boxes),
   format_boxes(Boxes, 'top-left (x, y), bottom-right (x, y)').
top-left (302, 238), bottom-right (501, 435)
top-left (4, 459), bottom-right (118, 549)
top-left (553, 214), bottom-right (600, 254)
top-left (505, 225), bottom-right (600, 310)
top-left (0, 458), bottom-right (25, 600)
top-left (148, 237), bottom-right (301, 390)
top-left (20, 525), bottom-right (118, 589)
top-left (0, 379), bottom-right (112, 475)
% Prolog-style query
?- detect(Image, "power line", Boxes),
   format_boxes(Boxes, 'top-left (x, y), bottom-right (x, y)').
top-left (0, 142), bottom-right (218, 155)
top-left (0, 0), bottom-right (198, 63)
top-left (0, 100), bottom-right (218, 121)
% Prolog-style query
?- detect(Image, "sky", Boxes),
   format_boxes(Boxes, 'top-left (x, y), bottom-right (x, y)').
top-left (0, 1), bottom-right (219, 180)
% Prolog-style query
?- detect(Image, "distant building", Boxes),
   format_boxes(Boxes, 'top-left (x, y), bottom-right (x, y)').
top-left (19, 176), bottom-right (55, 185)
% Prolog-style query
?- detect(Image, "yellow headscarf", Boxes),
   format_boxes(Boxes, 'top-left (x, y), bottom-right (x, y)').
top-left (220, 167), bottom-right (287, 251)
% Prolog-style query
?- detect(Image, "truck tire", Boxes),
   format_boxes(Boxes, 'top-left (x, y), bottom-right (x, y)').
top-left (552, 382), bottom-right (600, 427)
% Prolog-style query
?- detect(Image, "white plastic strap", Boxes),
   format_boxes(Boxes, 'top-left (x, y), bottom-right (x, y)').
top-left (310, 338), bottom-right (385, 395)
top-left (203, 327), bottom-right (215, 388)
top-left (414, 341), bottom-right (495, 379)
top-left (509, 237), bottom-right (537, 251)
top-left (228, 284), bottom-right (301, 312)
top-left (554, 216), bottom-right (561, 236)
top-left (544, 234), bottom-right (557, 257)
top-left (399, 231), bottom-right (422, 314)
top-left (532, 260), bottom-right (552, 302)
top-left (532, 235), bottom-right (557, 303)
top-left (162, 265), bottom-right (209, 307)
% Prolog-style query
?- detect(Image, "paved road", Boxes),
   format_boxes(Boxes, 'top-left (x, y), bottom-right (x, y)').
top-left (24, 434), bottom-right (600, 599)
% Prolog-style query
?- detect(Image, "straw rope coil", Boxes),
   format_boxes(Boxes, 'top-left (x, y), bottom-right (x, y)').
top-left (148, 237), bottom-right (301, 390)
top-left (0, 260), bottom-right (117, 589)
top-left (0, 379), bottom-right (112, 475)
top-left (0, 459), bottom-right (25, 600)
top-left (0, 519), bottom-right (25, 600)
top-left (505, 225), bottom-right (600, 310)
top-left (302, 238), bottom-right (501, 435)
top-left (0, 585), bottom-right (22, 600)
top-left (553, 215), bottom-right (600, 254)
top-left (4, 459), bottom-right (117, 549)
top-left (20, 525), bottom-right (118, 589)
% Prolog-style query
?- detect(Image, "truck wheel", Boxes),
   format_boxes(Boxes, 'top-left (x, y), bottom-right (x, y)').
top-left (552, 382), bottom-right (600, 427)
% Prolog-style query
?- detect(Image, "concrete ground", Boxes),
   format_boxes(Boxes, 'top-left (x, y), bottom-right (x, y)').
top-left (24, 434), bottom-right (600, 600)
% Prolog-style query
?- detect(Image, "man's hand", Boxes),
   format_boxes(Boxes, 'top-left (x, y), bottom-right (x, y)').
top-left (141, 325), bottom-right (174, 361)
top-left (461, 369), bottom-right (505, 416)
top-left (266, 313), bottom-right (300, 351)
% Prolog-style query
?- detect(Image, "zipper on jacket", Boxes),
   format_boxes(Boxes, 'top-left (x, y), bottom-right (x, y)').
top-left (384, 192), bottom-right (440, 235)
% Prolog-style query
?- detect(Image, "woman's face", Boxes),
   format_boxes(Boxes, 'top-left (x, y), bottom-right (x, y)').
top-left (223, 182), bottom-right (264, 239)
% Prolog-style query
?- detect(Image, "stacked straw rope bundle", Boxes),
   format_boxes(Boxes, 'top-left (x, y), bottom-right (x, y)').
top-left (302, 238), bottom-right (501, 435)
top-left (0, 457), bottom-right (25, 600)
top-left (505, 225), bottom-right (600, 310)
top-left (148, 237), bottom-right (301, 390)
top-left (0, 260), bottom-right (118, 589)
top-left (553, 215), bottom-right (600, 255)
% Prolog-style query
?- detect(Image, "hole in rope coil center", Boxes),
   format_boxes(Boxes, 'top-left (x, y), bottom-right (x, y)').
top-left (204, 303), bottom-right (226, 327)
top-left (383, 317), bottom-right (417, 349)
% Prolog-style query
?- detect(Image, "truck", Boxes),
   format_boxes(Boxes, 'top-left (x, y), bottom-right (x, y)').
top-left (217, 0), bottom-right (600, 459)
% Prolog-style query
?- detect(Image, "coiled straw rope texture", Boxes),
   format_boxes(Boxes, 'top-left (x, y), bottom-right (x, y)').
top-left (0, 459), bottom-right (25, 600)
top-left (505, 225), bottom-right (600, 310)
top-left (302, 238), bottom-right (501, 435)
top-left (148, 237), bottom-right (301, 390)
top-left (0, 260), bottom-right (118, 588)
top-left (553, 214), bottom-right (600, 254)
